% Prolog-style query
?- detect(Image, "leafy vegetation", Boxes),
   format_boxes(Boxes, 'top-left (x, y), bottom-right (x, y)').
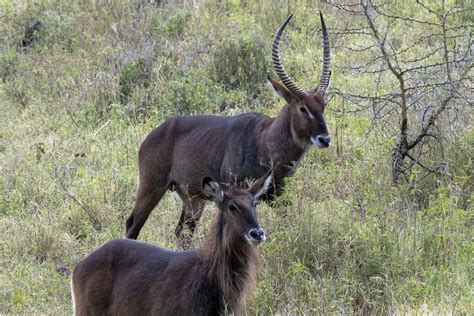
top-left (0, 0), bottom-right (472, 314)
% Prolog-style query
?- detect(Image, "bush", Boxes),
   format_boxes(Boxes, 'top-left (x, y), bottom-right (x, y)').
top-left (119, 59), bottom-right (151, 105)
top-left (210, 31), bottom-right (269, 97)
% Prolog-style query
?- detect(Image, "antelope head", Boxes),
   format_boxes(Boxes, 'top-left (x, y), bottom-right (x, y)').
top-left (201, 174), bottom-right (272, 246)
top-left (268, 13), bottom-right (331, 149)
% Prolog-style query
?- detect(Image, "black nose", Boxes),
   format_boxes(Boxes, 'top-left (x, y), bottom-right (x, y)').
top-left (249, 228), bottom-right (266, 242)
top-left (317, 135), bottom-right (331, 147)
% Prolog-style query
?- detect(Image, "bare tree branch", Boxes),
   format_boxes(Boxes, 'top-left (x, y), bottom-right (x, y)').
top-left (330, 0), bottom-right (471, 183)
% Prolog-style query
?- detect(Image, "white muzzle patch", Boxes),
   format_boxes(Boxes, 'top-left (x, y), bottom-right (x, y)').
top-left (311, 134), bottom-right (331, 148)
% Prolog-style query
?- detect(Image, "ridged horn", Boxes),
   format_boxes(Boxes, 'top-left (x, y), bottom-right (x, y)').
top-left (315, 12), bottom-right (331, 96)
top-left (271, 14), bottom-right (308, 98)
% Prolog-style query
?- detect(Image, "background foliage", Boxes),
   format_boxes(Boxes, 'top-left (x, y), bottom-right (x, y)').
top-left (0, 0), bottom-right (472, 314)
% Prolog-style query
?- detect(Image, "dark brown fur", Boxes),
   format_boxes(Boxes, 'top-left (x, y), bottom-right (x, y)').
top-left (72, 176), bottom-right (270, 315)
top-left (126, 15), bottom-right (331, 245)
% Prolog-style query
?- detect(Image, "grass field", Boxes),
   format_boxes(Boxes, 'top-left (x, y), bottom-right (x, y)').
top-left (1, 0), bottom-right (472, 314)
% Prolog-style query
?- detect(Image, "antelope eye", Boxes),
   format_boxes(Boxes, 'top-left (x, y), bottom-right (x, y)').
top-left (229, 204), bottom-right (238, 212)
top-left (299, 106), bottom-right (309, 115)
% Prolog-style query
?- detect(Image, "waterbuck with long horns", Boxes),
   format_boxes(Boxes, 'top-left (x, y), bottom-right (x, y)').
top-left (71, 174), bottom-right (271, 315)
top-left (126, 13), bottom-right (331, 245)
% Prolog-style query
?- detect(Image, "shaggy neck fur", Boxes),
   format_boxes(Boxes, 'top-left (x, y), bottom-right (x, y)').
top-left (199, 211), bottom-right (259, 314)
top-left (263, 105), bottom-right (308, 166)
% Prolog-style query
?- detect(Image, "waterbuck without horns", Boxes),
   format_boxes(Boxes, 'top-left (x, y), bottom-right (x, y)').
top-left (126, 13), bottom-right (331, 245)
top-left (72, 174), bottom-right (271, 315)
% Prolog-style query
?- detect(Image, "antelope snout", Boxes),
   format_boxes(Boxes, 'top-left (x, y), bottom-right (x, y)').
top-left (311, 134), bottom-right (331, 148)
top-left (246, 228), bottom-right (266, 245)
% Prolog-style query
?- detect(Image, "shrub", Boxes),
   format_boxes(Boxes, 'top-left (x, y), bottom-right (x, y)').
top-left (210, 31), bottom-right (269, 97)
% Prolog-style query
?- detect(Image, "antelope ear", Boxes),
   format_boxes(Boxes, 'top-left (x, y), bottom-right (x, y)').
top-left (267, 76), bottom-right (300, 105)
top-left (202, 177), bottom-right (224, 203)
top-left (249, 172), bottom-right (273, 199)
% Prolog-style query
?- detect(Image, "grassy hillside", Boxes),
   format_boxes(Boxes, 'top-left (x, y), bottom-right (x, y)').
top-left (1, 0), bottom-right (472, 314)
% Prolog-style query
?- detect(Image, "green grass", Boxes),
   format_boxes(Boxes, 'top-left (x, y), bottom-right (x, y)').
top-left (0, 0), bottom-right (472, 314)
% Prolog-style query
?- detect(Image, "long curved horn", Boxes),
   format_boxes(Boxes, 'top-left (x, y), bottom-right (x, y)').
top-left (315, 12), bottom-right (331, 96)
top-left (271, 14), bottom-right (307, 98)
